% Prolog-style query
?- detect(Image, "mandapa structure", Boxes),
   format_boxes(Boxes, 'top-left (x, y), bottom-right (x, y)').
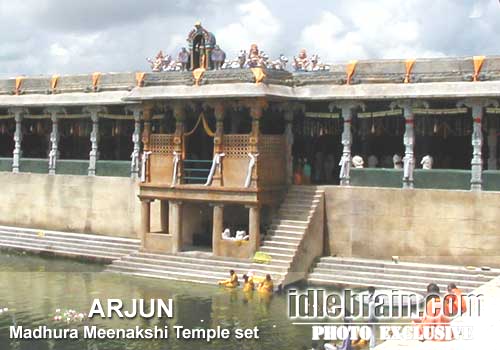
top-left (1, 23), bottom-right (500, 284)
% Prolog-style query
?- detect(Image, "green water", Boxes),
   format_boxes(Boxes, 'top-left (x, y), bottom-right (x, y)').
top-left (0, 252), bottom-right (317, 350)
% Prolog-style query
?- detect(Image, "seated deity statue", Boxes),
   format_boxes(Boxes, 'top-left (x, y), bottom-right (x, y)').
top-left (393, 154), bottom-right (403, 169)
top-left (293, 49), bottom-right (311, 71)
top-left (352, 155), bottom-right (364, 168)
top-left (211, 45), bottom-right (226, 70)
top-left (177, 48), bottom-right (190, 71)
top-left (420, 155), bottom-right (433, 170)
top-left (147, 51), bottom-right (168, 72)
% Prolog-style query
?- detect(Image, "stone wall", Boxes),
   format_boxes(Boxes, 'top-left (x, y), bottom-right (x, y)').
top-left (0, 172), bottom-right (140, 238)
top-left (323, 186), bottom-right (500, 267)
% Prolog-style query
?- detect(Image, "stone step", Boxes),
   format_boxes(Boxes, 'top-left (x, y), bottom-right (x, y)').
top-left (310, 269), bottom-right (484, 289)
top-left (121, 256), bottom-right (249, 273)
top-left (110, 260), bottom-right (246, 279)
top-left (132, 252), bottom-right (251, 268)
top-left (0, 230), bottom-right (139, 252)
top-left (261, 240), bottom-right (299, 248)
top-left (266, 229), bottom-right (305, 237)
top-left (307, 274), bottom-right (479, 294)
top-left (0, 240), bottom-right (123, 262)
top-left (258, 248), bottom-right (295, 258)
top-left (270, 219), bottom-right (309, 231)
top-left (307, 276), bottom-right (476, 294)
top-left (0, 234), bottom-right (136, 256)
top-left (262, 239), bottom-right (300, 247)
top-left (318, 257), bottom-right (500, 277)
top-left (280, 202), bottom-right (319, 209)
top-left (315, 262), bottom-right (492, 282)
top-left (0, 226), bottom-right (140, 246)
top-left (265, 234), bottom-right (302, 243)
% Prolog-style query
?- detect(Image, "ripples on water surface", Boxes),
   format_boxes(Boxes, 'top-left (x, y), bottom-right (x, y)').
top-left (0, 251), bottom-right (317, 350)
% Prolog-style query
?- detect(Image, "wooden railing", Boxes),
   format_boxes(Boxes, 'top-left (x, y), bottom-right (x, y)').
top-left (145, 133), bottom-right (286, 189)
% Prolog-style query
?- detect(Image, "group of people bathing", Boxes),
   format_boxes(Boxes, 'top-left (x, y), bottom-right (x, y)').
top-left (217, 270), bottom-right (274, 293)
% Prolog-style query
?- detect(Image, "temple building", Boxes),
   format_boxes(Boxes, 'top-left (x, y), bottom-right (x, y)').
top-left (1, 23), bottom-right (500, 286)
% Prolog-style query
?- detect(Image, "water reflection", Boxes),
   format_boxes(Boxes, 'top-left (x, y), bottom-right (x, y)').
top-left (0, 252), bottom-right (311, 350)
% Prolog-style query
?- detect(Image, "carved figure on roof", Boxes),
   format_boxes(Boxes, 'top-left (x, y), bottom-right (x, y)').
top-left (293, 49), bottom-right (310, 71)
top-left (310, 54), bottom-right (330, 71)
top-left (248, 44), bottom-right (264, 68)
top-left (222, 50), bottom-right (247, 69)
top-left (187, 21), bottom-right (217, 70)
top-left (177, 47), bottom-right (190, 71)
top-left (268, 54), bottom-right (288, 70)
top-left (147, 51), bottom-right (171, 72)
top-left (211, 45), bottom-right (226, 70)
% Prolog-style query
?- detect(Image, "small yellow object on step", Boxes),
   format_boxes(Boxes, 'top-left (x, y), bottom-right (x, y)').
top-left (253, 251), bottom-right (272, 264)
top-left (37, 231), bottom-right (45, 238)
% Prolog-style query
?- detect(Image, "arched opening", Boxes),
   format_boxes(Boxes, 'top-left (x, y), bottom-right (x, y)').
top-left (183, 112), bottom-right (215, 184)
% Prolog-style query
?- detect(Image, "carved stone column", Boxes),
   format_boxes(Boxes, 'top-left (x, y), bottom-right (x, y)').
top-left (169, 200), bottom-right (183, 253)
top-left (212, 204), bottom-right (224, 256)
top-left (248, 205), bottom-right (261, 257)
top-left (84, 106), bottom-right (106, 176)
top-left (126, 105), bottom-right (142, 179)
top-left (140, 199), bottom-right (152, 249)
top-left (45, 107), bottom-right (65, 175)
top-left (212, 102), bottom-right (225, 186)
top-left (329, 101), bottom-right (365, 186)
top-left (488, 128), bottom-right (498, 170)
top-left (9, 108), bottom-right (27, 173)
top-left (458, 99), bottom-right (499, 191)
top-left (391, 100), bottom-right (428, 189)
top-left (247, 99), bottom-right (267, 187)
top-left (142, 103), bottom-right (153, 152)
top-left (284, 109), bottom-right (295, 186)
top-left (172, 103), bottom-right (185, 184)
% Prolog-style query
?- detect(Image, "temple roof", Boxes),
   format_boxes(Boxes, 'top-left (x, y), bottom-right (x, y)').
top-left (1, 56), bottom-right (500, 106)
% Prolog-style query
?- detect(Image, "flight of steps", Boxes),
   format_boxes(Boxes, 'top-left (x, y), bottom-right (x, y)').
top-left (251, 186), bottom-right (324, 286)
top-left (0, 225), bottom-right (140, 262)
top-left (307, 256), bottom-right (499, 294)
top-left (105, 186), bottom-right (325, 287)
top-left (105, 251), bottom-right (253, 285)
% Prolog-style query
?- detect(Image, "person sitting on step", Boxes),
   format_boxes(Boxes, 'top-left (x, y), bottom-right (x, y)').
top-left (218, 270), bottom-right (239, 288)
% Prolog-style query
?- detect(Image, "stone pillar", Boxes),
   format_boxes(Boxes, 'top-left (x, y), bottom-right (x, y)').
top-left (284, 109), bottom-right (294, 186)
top-left (160, 200), bottom-right (169, 233)
top-left (248, 205), bottom-right (261, 255)
top-left (10, 108), bottom-right (26, 173)
top-left (45, 108), bottom-right (64, 175)
top-left (212, 204), bottom-right (224, 256)
top-left (169, 200), bottom-right (183, 253)
top-left (172, 103), bottom-right (185, 184)
top-left (213, 102), bottom-right (225, 186)
top-left (487, 128), bottom-right (498, 170)
top-left (458, 99), bottom-right (498, 191)
top-left (390, 100), bottom-right (428, 189)
top-left (126, 105), bottom-right (142, 179)
top-left (329, 101), bottom-right (365, 186)
top-left (247, 99), bottom-right (267, 187)
top-left (142, 103), bottom-right (153, 152)
top-left (140, 199), bottom-right (152, 248)
top-left (84, 106), bottom-right (106, 176)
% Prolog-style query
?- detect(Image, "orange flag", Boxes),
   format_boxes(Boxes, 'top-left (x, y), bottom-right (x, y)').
top-left (346, 60), bottom-right (357, 85)
top-left (404, 59), bottom-right (416, 83)
top-left (473, 56), bottom-right (485, 82)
